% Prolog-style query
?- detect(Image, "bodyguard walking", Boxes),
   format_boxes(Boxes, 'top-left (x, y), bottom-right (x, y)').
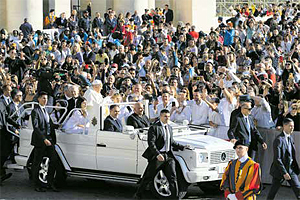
top-left (134, 109), bottom-right (189, 199)
top-left (267, 118), bottom-right (300, 200)
top-left (31, 91), bottom-right (59, 192)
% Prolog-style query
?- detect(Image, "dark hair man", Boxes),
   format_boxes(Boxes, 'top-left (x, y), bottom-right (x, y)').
top-left (267, 118), bottom-right (300, 200)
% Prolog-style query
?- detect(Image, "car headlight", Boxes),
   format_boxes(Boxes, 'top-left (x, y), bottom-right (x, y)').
top-left (198, 153), bottom-right (208, 163)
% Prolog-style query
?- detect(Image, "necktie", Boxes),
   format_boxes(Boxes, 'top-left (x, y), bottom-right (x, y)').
top-left (164, 126), bottom-right (170, 152)
top-left (287, 137), bottom-right (293, 166)
top-left (115, 119), bottom-right (120, 129)
top-left (43, 108), bottom-right (49, 123)
top-left (288, 137), bottom-right (292, 154)
top-left (245, 117), bottom-right (251, 143)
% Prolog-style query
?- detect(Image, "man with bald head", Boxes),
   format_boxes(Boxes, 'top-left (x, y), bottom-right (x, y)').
top-left (127, 102), bottom-right (150, 129)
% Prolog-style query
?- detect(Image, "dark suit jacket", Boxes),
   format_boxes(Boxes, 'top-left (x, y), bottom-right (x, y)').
top-left (142, 121), bottom-right (185, 161)
top-left (104, 115), bottom-right (123, 132)
top-left (227, 112), bottom-right (264, 150)
top-left (6, 102), bottom-right (29, 133)
top-left (270, 132), bottom-right (299, 178)
top-left (126, 113), bottom-right (150, 129)
top-left (163, 9), bottom-right (174, 23)
top-left (228, 107), bottom-right (241, 136)
top-left (30, 105), bottom-right (57, 147)
top-left (83, 51), bottom-right (96, 64)
top-left (55, 17), bottom-right (67, 28)
top-left (0, 95), bottom-right (11, 108)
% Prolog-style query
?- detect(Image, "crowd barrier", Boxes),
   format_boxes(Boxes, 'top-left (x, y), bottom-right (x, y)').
top-left (256, 128), bottom-right (300, 185)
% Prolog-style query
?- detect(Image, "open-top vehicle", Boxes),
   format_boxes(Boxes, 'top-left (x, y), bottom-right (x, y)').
top-left (11, 100), bottom-right (235, 198)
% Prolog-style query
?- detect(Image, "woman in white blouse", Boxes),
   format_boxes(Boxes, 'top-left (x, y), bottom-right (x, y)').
top-left (63, 98), bottom-right (90, 134)
top-left (170, 91), bottom-right (191, 123)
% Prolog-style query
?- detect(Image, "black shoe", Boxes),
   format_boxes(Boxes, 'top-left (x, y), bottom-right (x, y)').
top-left (133, 192), bottom-right (142, 199)
top-left (48, 185), bottom-right (60, 192)
top-left (1, 173), bottom-right (12, 182)
top-left (35, 187), bottom-right (46, 192)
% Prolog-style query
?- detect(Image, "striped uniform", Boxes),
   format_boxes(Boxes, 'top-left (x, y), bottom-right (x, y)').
top-left (220, 157), bottom-right (261, 200)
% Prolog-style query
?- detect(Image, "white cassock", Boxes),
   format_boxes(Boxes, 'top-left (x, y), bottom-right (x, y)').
top-left (84, 88), bottom-right (103, 107)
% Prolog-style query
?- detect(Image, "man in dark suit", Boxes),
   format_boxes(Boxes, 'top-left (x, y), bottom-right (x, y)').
top-left (6, 89), bottom-right (29, 135)
top-left (134, 109), bottom-right (189, 199)
top-left (6, 89), bottom-right (29, 164)
top-left (31, 91), bottom-right (59, 192)
top-left (227, 101), bottom-right (267, 159)
top-left (163, 4), bottom-right (174, 23)
top-left (104, 105), bottom-right (123, 132)
top-left (83, 43), bottom-right (95, 64)
top-left (54, 12), bottom-right (67, 29)
top-left (0, 84), bottom-right (12, 109)
top-left (0, 86), bottom-right (14, 184)
top-left (228, 95), bottom-right (252, 141)
top-left (267, 118), bottom-right (300, 200)
top-left (127, 102), bottom-right (150, 129)
top-left (141, 9), bottom-right (152, 23)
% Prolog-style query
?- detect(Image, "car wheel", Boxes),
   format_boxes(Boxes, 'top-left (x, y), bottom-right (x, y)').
top-left (197, 181), bottom-right (221, 194)
top-left (27, 155), bottom-right (67, 187)
top-left (150, 170), bottom-right (187, 199)
top-left (150, 170), bottom-right (172, 198)
top-left (39, 157), bottom-right (50, 185)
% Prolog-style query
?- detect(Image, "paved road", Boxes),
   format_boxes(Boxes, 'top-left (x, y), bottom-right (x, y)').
top-left (0, 168), bottom-right (296, 199)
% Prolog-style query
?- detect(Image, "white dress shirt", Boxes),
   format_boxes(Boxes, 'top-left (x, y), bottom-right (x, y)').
top-left (159, 121), bottom-right (170, 152)
top-left (251, 98), bottom-right (275, 129)
top-left (149, 102), bottom-right (172, 119)
top-left (187, 100), bottom-right (209, 125)
top-left (170, 106), bottom-right (192, 123)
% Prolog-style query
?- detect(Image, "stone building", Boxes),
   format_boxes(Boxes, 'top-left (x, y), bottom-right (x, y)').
top-left (0, 0), bottom-right (216, 33)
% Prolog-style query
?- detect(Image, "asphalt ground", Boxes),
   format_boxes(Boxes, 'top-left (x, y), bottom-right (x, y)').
top-left (0, 168), bottom-right (297, 200)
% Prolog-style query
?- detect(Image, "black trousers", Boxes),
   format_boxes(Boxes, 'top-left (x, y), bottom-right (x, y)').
top-left (136, 152), bottom-right (178, 199)
top-left (267, 171), bottom-right (300, 200)
top-left (31, 144), bottom-right (58, 187)
top-left (0, 129), bottom-right (13, 176)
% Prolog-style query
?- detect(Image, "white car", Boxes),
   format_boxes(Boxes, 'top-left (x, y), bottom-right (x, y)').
top-left (13, 101), bottom-right (235, 198)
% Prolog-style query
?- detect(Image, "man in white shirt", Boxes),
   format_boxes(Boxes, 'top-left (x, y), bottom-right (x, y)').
top-left (251, 95), bottom-right (275, 129)
top-left (150, 91), bottom-right (172, 120)
top-left (187, 88), bottom-right (209, 125)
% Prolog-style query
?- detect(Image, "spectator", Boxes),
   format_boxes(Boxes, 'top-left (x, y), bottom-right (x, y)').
top-left (187, 88), bottom-right (210, 125)
top-left (55, 12), bottom-right (67, 29)
top-left (19, 18), bottom-right (33, 38)
top-left (44, 9), bottom-right (57, 29)
top-left (170, 90), bottom-right (191, 123)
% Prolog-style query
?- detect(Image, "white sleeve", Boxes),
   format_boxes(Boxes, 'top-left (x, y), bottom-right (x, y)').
top-left (261, 98), bottom-right (271, 113)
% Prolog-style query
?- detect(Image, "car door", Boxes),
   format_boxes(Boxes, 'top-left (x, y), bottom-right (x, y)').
top-left (56, 130), bottom-right (97, 170)
top-left (96, 130), bottom-right (138, 174)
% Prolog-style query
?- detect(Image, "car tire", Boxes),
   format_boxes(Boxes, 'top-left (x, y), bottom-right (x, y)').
top-left (197, 181), bottom-right (221, 194)
top-left (27, 153), bottom-right (67, 187)
top-left (150, 170), bottom-right (188, 199)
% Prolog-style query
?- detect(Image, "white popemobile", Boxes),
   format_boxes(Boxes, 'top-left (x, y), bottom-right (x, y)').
top-left (12, 100), bottom-right (236, 198)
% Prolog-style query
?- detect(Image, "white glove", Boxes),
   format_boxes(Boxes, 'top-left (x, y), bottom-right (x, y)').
top-left (227, 193), bottom-right (237, 200)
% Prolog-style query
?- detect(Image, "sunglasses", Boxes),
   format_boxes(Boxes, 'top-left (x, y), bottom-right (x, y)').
top-left (243, 107), bottom-right (252, 111)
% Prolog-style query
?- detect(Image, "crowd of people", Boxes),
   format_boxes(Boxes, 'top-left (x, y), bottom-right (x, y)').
top-left (0, 0), bottom-right (299, 197)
